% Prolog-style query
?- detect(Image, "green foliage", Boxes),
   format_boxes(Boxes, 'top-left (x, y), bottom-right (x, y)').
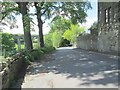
top-left (63, 24), bottom-right (85, 44)
top-left (33, 38), bottom-right (38, 43)
top-left (0, 2), bottom-right (19, 21)
top-left (34, 1), bottom-right (92, 47)
top-left (50, 16), bottom-right (72, 33)
top-left (59, 2), bottom-right (92, 24)
top-left (15, 44), bottom-right (25, 51)
top-left (41, 46), bottom-right (55, 53)
top-left (89, 22), bottom-right (98, 35)
top-left (1, 33), bottom-right (16, 57)
top-left (60, 38), bottom-right (71, 47)
top-left (20, 45), bottom-right (55, 62)
top-left (44, 33), bottom-right (53, 47)
top-left (52, 31), bottom-right (62, 48)
top-left (30, 49), bottom-right (44, 61)
top-left (20, 50), bottom-right (33, 64)
top-left (23, 14), bottom-right (30, 32)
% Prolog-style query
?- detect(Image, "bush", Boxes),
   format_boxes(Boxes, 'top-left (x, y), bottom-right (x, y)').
top-left (20, 50), bottom-right (34, 62)
top-left (63, 24), bottom-right (85, 44)
top-left (20, 45), bottom-right (55, 62)
top-left (33, 38), bottom-right (38, 43)
top-left (41, 46), bottom-right (55, 53)
top-left (30, 49), bottom-right (44, 61)
top-left (1, 33), bottom-right (16, 58)
top-left (60, 38), bottom-right (71, 47)
top-left (52, 31), bottom-right (62, 48)
top-left (44, 33), bottom-right (53, 47)
top-left (33, 43), bottom-right (39, 49)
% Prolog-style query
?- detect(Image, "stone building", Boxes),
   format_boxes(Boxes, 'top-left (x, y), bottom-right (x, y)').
top-left (97, 1), bottom-right (120, 54)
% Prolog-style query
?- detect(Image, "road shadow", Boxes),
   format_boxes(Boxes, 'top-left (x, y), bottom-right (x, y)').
top-left (26, 47), bottom-right (119, 87)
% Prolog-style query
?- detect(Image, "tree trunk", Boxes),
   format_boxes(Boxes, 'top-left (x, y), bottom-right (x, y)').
top-left (17, 35), bottom-right (21, 50)
top-left (35, 3), bottom-right (44, 47)
top-left (18, 2), bottom-right (33, 50)
top-left (38, 18), bottom-right (44, 47)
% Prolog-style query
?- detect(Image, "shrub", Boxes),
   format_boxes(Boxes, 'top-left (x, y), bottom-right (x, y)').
top-left (60, 38), bottom-right (71, 47)
top-left (52, 31), bottom-right (62, 48)
top-left (30, 49), bottom-right (44, 61)
top-left (63, 24), bottom-right (85, 44)
top-left (1, 33), bottom-right (16, 58)
top-left (20, 46), bottom-right (55, 62)
top-left (44, 33), bottom-right (53, 47)
top-left (41, 46), bottom-right (55, 53)
top-left (20, 50), bottom-right (34, 62)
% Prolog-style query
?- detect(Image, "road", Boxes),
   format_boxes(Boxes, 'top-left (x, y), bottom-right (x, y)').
top-left (21, 47), bottom-right (119, 88)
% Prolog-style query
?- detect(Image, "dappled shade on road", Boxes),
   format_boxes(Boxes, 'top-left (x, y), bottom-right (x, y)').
top-left (21, 47), bottom-right (119, 88)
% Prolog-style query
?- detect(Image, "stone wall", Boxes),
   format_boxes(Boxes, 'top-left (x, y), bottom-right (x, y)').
top-left (0, 53), bottom-right (28, 90)
top-left (97, 23), bottom-right (119, 53)
top-left (97, 2), bottom-right (120, 54)
top-left (76, 34), bottom-right (98, 51)
top-left (76, 2), bottom-right (120, 55)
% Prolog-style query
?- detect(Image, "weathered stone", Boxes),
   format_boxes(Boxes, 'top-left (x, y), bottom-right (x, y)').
top-left (76, 34), bottom-right (98, 51)
top-left (97, 2), bottom-right (120, 54)
top-left (0, 53), bottom-right (28, 90)
top-left (76, 2), bottom-right (120, 55)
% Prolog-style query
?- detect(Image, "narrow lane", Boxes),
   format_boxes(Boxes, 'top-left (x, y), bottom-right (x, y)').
top-left (21, 47), bottom-right (119, 88)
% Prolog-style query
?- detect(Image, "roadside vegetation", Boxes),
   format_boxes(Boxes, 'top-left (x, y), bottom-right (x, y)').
top-left (0, 1), bottom-right (92, 67)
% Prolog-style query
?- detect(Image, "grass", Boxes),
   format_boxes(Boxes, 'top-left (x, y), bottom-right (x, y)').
top-left (15, 42), bottom-right (39, 50)
top-left (15, 44), bottom-right (25, 51)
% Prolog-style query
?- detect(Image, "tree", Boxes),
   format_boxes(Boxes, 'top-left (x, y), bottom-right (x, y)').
top-left (57, 2), bottom-right (92, 24)
top-left (17, 2), bottom-right (33, 50)
top-left (1, 2), bottom-right (33, 50)
top-left (34, 1), bottom-right (91, 47)
top-left (44, 33), bottom-right (53, 47)
top-left (49, 16), bottom-right (72, 33)
top-left (0, 2), bottom-right (19, 30)
top-left (34, 2), bottom-right (58, 47)
top-left (1, 33), bottom-right (15, 57)
top-left (0, 2), bottom-right (19, 22)
top-left (63, 24), bottom-right (85, 44)
top-left (52, 30), bottom-right (62, 48)
top-left (89, 22), bottom-right (98, 35)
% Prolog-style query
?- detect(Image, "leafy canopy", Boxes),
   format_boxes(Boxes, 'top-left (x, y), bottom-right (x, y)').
top-left (52, 30), bottom-right (62, 48)
top-left (63, 24), bottom-right (85, 44)
top-left (34, 1), bottom-right (92, 24)
top-left (49, 16), bottom-right (72, 33)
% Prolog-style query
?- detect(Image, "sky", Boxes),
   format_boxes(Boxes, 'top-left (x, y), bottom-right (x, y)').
top-left (1, 1), bottom-right (98, 35)
top-left (80, 0), bottom-right (98, 32)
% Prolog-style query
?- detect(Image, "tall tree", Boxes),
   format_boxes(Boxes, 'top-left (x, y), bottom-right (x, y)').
top-left (0, 2), bottom-right (19, 30)
top-left (60, 2), bottom-right (92, 24)
top-left (0, 2), bottom-right (18, 22)
top-left (63, 24), bottom-right (85, 44)
top-left (34, 1), bottom-right (91, 47)
top-left (49, 16), bottom-right (72, 33)
top-left (17, 2), bottom-right (33, 50)
top-left (1, 2), bottom-right (33, 50)
top-left (34, 2), bottom-right (44, 47)
top-left (34, 2), bottom-right (57, 47)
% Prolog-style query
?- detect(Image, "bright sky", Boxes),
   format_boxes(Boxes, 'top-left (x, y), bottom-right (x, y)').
top-left (81, 0), bottom-right (98, 33)
top-left (1, 1), bottom-right (98, 35)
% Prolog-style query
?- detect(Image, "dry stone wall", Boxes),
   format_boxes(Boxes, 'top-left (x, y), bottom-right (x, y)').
top-left (97, 2), bottom-right (120, 54)
top-left (0, 53), bottom-right (28, 90)
top-left (76, 34), bottom-right (98, 51)
top-left (97, 23), bottom-right (119, 53)
top-left (76, 2), bottom-right (120, 55)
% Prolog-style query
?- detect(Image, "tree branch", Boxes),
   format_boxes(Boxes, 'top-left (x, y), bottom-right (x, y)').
top-left (0, 13), bottom-right (7, 23)
top-left (41, 8), bottom-right (47, 16)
